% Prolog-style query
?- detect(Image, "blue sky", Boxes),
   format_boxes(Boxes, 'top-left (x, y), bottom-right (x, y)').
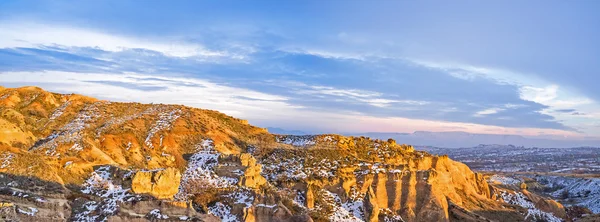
top-left (1, 0), bottom-right (599, 138)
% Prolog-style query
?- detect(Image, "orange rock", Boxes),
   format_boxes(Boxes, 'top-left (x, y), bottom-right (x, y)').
top-left (132, 168), bottom-right (181, 199)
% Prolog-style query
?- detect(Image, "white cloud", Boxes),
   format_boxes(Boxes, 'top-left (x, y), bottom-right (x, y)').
top-left (0, 71), bottom-right (293, 118)
top-left (408, 59), bottom-right (600, 135)
top-left (519, 85), bottom-right (594, 117)
top-left (304, 86), bottom-right (378, 98)
top-left (473, 104), bottom-right (528, 117)
top-left (0, 21), bottom-right (231, 58)
top-left (365, 98), bottom-right (428, 108)
top-left (474, 108), bottom-right (505, 116)
top-left (278, 47), bottom-right (370, 61)
top-left (519, 85), bottom-right (559, 104)
top-left (296, 85), bottom-right (429, 108)
top-left (409, 60), bottom-right (596, 110)
top-left (2, 70), bottom-right (586, 138)
top-left (407, 59), bottom-right (528, 86)
top-left (504, 103), bottom-right (527, 109)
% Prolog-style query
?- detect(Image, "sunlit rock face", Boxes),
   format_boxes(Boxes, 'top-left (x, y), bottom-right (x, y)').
top-left (131, 168), bottom-right (182, 199)
top-left (0, 86), bottom-right (575, 221)
top-left (267, 137), bottom-right (497, 222)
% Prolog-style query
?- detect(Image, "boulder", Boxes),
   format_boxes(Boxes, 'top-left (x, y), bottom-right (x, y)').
top-left (132, 168), bottom-right (181, 199)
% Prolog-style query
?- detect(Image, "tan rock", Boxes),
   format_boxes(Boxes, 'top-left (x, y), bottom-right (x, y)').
top-left (0, 118), bottom-right (35, 146)
top-left (0, 202), bottom-right (14, 208)
top-left (364, 186), bottom-right (379, 222)
top-left (132, 168), bottom-right (181, 199)
top-left (306, 185), bottom-right (315, 209)
top-left (374, 173), bottom-right (388, 209)
top-left (520, 182), bottom-right (528, 190)
top-left (238, 154), bottom-right (267, 189)
top-left (243, 207), bottom-right (256, 222)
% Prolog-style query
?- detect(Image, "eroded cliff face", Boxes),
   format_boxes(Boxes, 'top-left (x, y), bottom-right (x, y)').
top-left (259, 135), bottom-right (504, 222)
top-left (0, 87), bottom-right (569, 222)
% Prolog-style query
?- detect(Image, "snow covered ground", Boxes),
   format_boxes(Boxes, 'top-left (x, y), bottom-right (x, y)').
top-left (500, 191), bottom-right (562, 222)
top-left (534, 175), bottom-right (600, 213)
top-left (76, 166), bottom-right (137, 221)
top-left (176, 139), bottom-right (238, 200)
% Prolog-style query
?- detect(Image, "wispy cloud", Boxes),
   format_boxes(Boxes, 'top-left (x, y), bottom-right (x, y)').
top-left (408, 59), bottom-right (535, 86)
top-left (0, 21), bottom-right (238, 59)
top-left (1, 70), bottom-right (585, 138)
top-left (295, 85), bottom-right (429, 108)
top-left (408, 59), bottom-right (600, 135)
top-left (0, 71), bottom-right (292, 117)
top-left (555, 109), bottom-right (577, 113)
top-left (474, 108), bottom-right (504, 116)
top-left (281, 48), bottom-right (367, 61)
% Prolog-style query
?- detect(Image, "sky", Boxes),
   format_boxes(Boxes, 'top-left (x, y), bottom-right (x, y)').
top-left (1, 0), bottom-right (599, 139)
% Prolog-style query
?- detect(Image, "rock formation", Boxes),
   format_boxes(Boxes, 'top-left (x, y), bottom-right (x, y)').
top-left (364, 186), bottom-right (379, 222)
top-left (131, 168), bottom-right (182, 199)
top-left (238, 153), bottom-right (267, 189)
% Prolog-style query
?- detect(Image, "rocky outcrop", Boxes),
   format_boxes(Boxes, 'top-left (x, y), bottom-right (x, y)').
top-left (288, 153), bottom-right (496, 221)
top-left (522, 189), bottom-right (567, 219)
top-left (252, 202), bottom-right (295, 222)
top-left (131, 168), bottom-right (181, 199)
top-left (238, 153), bottom-right (267, 189)
top-left (111, 200), bottom-right (217, 221)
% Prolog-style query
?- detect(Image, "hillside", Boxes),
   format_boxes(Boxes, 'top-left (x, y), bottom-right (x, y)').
top-left (0, 86), bottom-right (579, 221)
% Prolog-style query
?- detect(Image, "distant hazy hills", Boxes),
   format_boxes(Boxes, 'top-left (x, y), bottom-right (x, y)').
top-left (352, 131), bottom-right (600, 148)
top-left (266, 127), bottom-right (308, 135)
top-left (267, 127), bottom-right (600, 148)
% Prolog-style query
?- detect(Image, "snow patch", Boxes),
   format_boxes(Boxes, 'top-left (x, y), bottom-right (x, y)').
top-left (501, 191), bottom-right (561, 222)
top-left (294, 190), bottom-right (306, 207)
top-left (277, 135), bottom-right (316, 147)
top-left (261, 153), bottom-right (307, 181)
top-left (49, 101), bottom-right (70, 120)
top-left (208, 202), bottom-right (238, 222)
top-left (226, 190), bottom-right (254, 208)
top-left (176, 139), bottom-right (237, 200)
top-left (148, 209), bottom-right (169, 220)
top-left (321, 190), bottom-right (364, 222)
top-left (489, 175), bottom-right (521, 185)
top-left (33, 102), bottom-right (103, 156)
top-left (17, 206), bottom-right (38, 216)
top-left (75, 166), bottom-right (136, 221)
top-left (74, 201), bottom-right (100, 222)
top-left (145, 109), bottom-right (181, 149)
top-left (0, 152), bottom-right (14, 168)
